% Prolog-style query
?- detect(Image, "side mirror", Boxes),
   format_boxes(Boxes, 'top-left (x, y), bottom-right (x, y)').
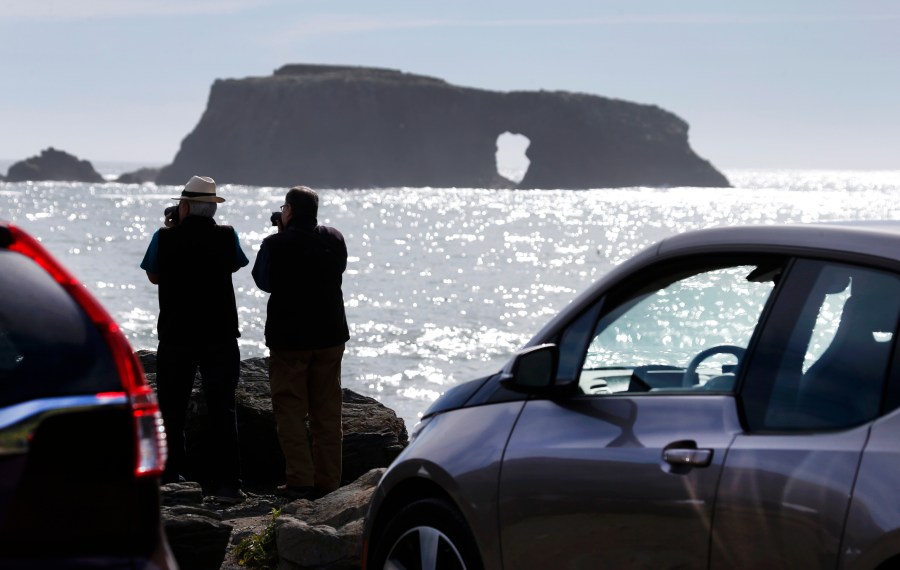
top-left (500, 344), bottom-right (559, 394)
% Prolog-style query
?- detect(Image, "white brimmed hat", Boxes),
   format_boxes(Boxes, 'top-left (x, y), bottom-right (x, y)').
top-left (173, 175), bottom-right (225, 203)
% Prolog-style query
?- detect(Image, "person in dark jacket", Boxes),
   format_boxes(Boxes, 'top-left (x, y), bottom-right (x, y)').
top-left (252, 185), bottom-right (349, 500)
top-left (140, 175), bottom-right (249, 504)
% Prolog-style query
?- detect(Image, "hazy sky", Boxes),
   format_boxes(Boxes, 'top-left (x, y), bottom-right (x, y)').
top-left (2, 0), bottom-right (898, 170)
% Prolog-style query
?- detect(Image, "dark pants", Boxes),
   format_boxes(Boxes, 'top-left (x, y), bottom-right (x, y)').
top-left (156, 339), bottom-right (241, 488)
top-left (269, 344), bottom-right (344, 491)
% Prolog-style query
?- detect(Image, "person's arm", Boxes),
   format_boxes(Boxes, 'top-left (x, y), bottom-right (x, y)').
top-left (251, 240), bottom-right (272, 292)
top-left (140, 230), bottom-right (161, 286)
top-left (233, 229), bottom-right (250, 272)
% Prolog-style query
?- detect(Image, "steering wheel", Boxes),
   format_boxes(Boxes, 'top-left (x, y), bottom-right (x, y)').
top-left (682, 345), bottom-right (746, 387)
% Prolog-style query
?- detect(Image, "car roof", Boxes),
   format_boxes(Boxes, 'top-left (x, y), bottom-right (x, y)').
top-left (525, 221), bottom-right (900, 348)
top-left (655, 221), bottom-right (900, 262)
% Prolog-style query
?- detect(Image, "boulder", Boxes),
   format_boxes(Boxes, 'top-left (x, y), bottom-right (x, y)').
top-left (156, 63), bottom-right (729, 189)
top-left (6, 147), bottom-right (105, 183)
top-left (137, 350), bottom-right (408, 492)
top-left (275, 468), bottom-right (384, 570)
top-left (162, 496), bottom-right (233, 570)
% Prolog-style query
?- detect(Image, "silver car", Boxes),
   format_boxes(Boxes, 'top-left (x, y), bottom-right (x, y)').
top-left (362, 223), bottom-right (900, 570)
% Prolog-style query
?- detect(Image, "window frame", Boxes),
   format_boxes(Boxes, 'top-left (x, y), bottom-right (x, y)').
top-left (557, 253), bottom-right (790, 398)
top-left (739, 257), bottom-right (900, 433)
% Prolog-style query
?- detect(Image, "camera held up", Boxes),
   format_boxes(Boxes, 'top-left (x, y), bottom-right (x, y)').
top-left (270, 211), bottom-right (282, 226)
top-left (164, 205), bottom-right (180, 226)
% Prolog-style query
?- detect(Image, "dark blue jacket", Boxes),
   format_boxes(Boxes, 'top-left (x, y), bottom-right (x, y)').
top-left (156, 216), bottom-right (243, 342)
top-left (252, 217), bottom-right (350, 350)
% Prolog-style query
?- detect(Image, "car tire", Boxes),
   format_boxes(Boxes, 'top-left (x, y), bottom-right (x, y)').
top-left (370, 497), bottom-right (483, 570)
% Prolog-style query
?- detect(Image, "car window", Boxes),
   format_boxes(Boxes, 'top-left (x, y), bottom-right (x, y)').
top-left (577, 260), bottom-right (780, 395)
top-left (761, 261), bottom-right (900, 430)
top-left (0, 251), bottom-right (120, 407)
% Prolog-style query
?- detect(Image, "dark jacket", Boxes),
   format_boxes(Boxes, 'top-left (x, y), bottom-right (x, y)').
top-left (252, 217), bottom-right (350, 350)
top-left (156, 216), bottom-right (241, 343)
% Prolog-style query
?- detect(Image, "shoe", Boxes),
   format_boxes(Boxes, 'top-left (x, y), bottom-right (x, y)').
top-left (275, 484), bottom-right (325, 501)
top-left (211, 485), bottom-right (246, 504)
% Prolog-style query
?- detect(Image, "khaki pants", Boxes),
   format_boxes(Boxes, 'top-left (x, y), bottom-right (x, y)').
top-left (269, 344), bottom-right (344, 491)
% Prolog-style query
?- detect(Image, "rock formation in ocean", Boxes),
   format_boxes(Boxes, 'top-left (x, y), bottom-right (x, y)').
top-left (6, 147), bottom-right (105, 183)
top-left (156, 64), bottom-right (730, 189)
top-left (116, 167), bottom-right (161, 184)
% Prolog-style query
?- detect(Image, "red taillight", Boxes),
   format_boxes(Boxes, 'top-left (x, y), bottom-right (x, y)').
top-left (5, 224), bottom-right (168, 478)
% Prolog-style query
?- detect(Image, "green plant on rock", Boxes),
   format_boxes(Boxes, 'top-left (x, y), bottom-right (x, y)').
top-left (234, 507), bottom-right (282, 569)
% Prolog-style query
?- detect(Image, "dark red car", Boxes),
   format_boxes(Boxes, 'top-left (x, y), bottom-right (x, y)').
top-left (0, 222), bottom-right (175, 569)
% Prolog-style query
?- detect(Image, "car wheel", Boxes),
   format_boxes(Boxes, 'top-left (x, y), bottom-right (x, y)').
top-left (371, 498), bottom-right (482, 570)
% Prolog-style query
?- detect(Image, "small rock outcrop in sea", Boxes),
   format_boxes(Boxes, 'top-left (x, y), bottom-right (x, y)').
top-left (5, 147), bottom-right (106, 183)
top-left (156, 64), bottom-right (729, 189)
top-left (116, 166), bottom-right (161, 184)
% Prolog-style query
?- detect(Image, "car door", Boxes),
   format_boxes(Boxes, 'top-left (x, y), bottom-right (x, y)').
top-left (711, 259), bottom-right (900, 569)
top-left (498, 255), bottom-right (785, 569)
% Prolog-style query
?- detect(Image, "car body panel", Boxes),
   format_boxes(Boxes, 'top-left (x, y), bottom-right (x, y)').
top-left (368, 401), bottom-right (525, 570)
top-left (711, 426), bottom-right (870, 569)
top-left (499, 395), bottom-right (741, 569)
top-left (842, 408), bottom-right (900, 569)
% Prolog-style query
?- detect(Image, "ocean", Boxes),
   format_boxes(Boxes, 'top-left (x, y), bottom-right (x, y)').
top-left (2, 168), bottom-right (899, 427)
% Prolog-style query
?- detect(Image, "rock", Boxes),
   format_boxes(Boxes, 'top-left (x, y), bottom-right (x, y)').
top-left (161, 481), bottom-right (205, 506)
top-left (156, 63), bottom-right (729, 189)
top-left (275, 468), bottom-right (384, 570)
top-left (162, 491), bottom-right (233, 570)
top-left (116, 167), bottom-right (161, 184)
top-left (137, 351), bottom-right (408, 492)
top-left (160, 471), bottom-right (385, 569)
top-left (6, 147), bottom-right (105, 183)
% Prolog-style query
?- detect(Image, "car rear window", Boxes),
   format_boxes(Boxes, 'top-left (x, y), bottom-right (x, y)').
top-left (0, 250), bottom-right (121, 406)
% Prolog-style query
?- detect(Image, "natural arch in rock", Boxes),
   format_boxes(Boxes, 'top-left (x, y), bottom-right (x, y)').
top-left (495, 131), bottom-right (531, 185)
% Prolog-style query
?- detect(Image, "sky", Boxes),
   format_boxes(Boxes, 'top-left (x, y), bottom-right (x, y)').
top-left (1, 0), bottom-right (898, 171)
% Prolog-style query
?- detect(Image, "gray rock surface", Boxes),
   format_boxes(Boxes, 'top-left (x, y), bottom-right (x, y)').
top-left (156, 63), bottom-right (729, 189)
top-left (5, 147), bottom-right (106, 183)
top-left (162, 469), bottom-right (385, 570)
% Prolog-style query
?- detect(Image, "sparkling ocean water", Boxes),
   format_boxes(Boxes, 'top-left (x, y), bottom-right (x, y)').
top-left (2, 167), bottom-right (899, 427)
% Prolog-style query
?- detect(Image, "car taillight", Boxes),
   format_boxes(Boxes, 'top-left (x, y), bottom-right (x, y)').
top-left (5, 223), bottom-right (168, 478)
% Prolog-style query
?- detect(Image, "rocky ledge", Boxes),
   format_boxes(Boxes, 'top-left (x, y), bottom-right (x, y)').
top-left (162, 469), bottom-right (383, 570)
top-left (137, 351), bottom-right (406, 569)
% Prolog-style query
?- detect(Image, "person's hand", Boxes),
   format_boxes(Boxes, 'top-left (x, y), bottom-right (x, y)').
top-left (164, 205), bottom-right (179, 228)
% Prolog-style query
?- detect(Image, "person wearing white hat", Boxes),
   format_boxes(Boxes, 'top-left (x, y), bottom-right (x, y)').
top-left (140, 175), bottom-right (249, 504)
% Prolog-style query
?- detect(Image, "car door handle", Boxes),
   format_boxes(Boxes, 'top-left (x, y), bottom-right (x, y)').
top-left (663, 448), bottom-right (713, 467)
